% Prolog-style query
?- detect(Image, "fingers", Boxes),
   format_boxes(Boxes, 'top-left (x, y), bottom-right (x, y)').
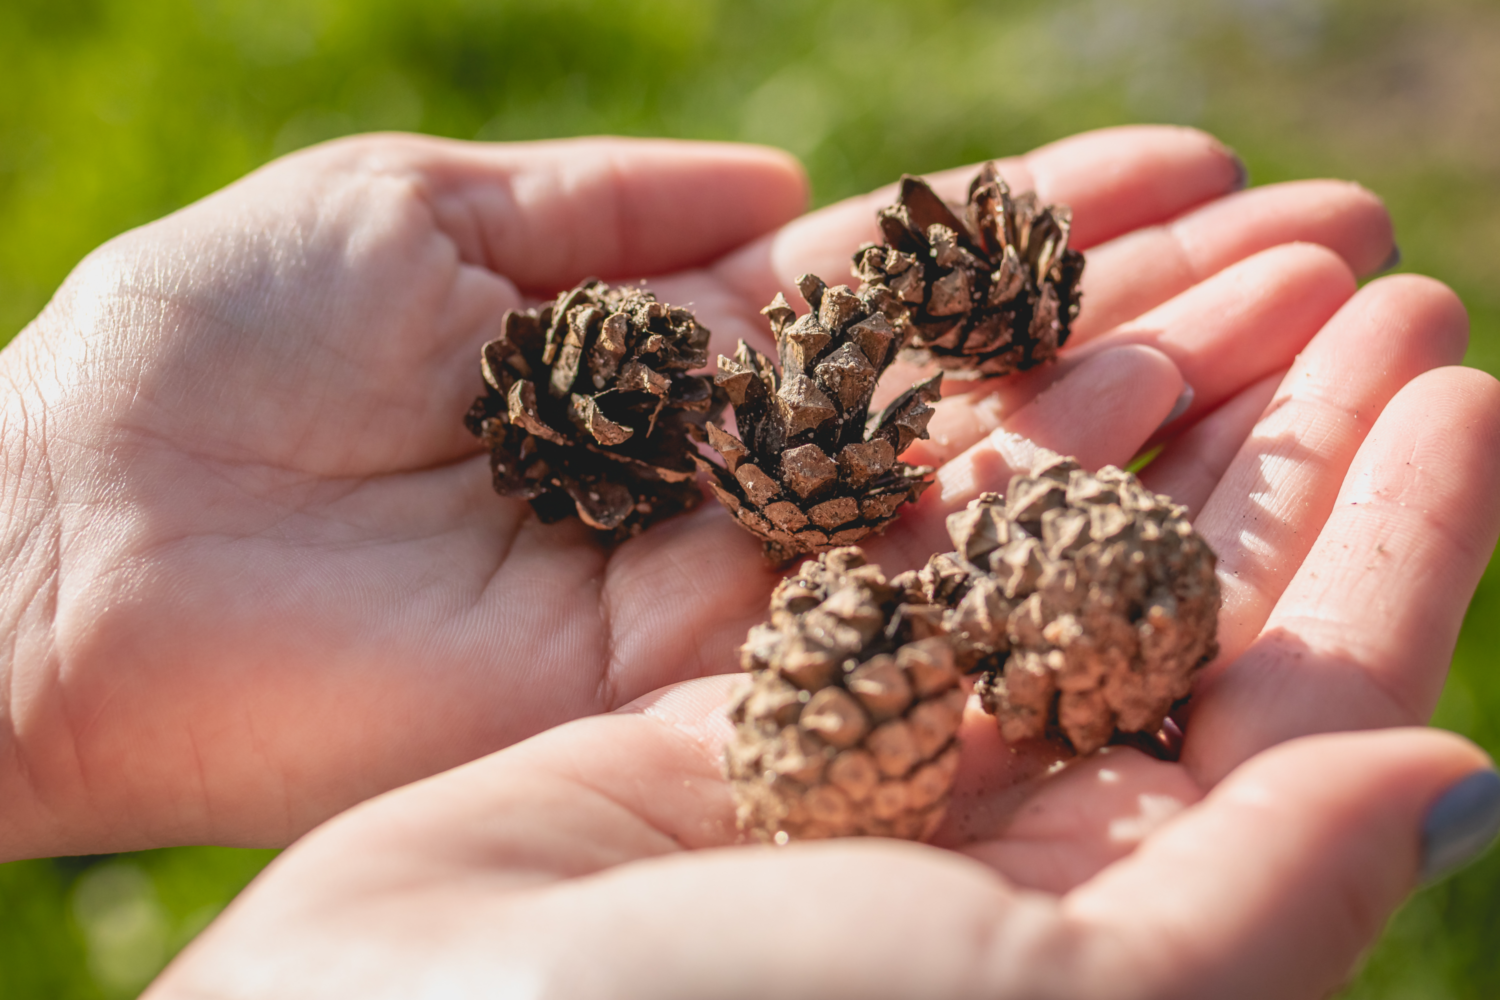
top-left (908, 343), bottom-right (1182, 470)
top-left (974, 125), bottom-right (1245, 250)
top-left (714, 125), bottom-right (1243, 314)
top-left (1088, 242), bottom-right (1355, 431)
top-left (1072, 180), bottom-right (1395, 343)
top-left (869, 344), bottom-right (1183, 572)
top-left (910, 242), bottom-right (1352, 472)
top-left (1184, 367), bottom-right (1500, 783)
top-left (1020, 243), bottom-right (1353, 454)
top-left (1193, 276), bottom-right (1470, 668)
top-left (1065, 729), bottom-right (1494, 1000)
top-left (1139, 372), bottom-right (1281, 515)
top-left (316, 134), bottom-right (809, 290)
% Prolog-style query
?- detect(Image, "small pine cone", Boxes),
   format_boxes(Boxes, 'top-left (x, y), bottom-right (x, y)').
top-left (852, 162), bottom-right (1085, 378)
top-left (464, 279), bottom-right (720, 539)
top-left (726, 547), bottom-right (967, 842)
top-left (696, 274), bottom-right (941, 564)
top-left (904, 454), bottom-right (1219, 755)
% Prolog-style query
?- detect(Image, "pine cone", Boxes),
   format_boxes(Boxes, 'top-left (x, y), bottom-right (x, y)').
top-left (902, 454), bottom-right (1219, 755)
top-left (852, 162), bottom-right (1085, 378)
top-left (464, 279), bottom-right (720, 539)
top-left (726, 547), bottom-right (967, 842)
top-left (697, 274), bottom-right (941, 564)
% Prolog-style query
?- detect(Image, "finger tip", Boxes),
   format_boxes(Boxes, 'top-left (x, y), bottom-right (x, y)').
top-left (1329, 180), bottom-right (1396, 276)
top-left (708, 140), bottom-right (812, 216)
top-left (1439, 364), bottom-right (1500, 409)
top-left (1278, 239), bottom-right (1360, 282)
top-left (1364, 271), bottom-right (1469, 324)
top-left (1097, 341), bottom-right (1184, 382)
top-left (1068, 342), bottom-right (1186, 437)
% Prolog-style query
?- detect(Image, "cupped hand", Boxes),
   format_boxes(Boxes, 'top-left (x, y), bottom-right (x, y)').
top-left (0, 126), bottom-right (1399, 857)
top-left (140, 714), bottom-right (1497, 1000)
top-left (143, 309), bottom-right (1500, 1000)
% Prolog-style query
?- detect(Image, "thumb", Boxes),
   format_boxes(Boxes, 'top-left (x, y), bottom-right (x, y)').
top-left (1063, 728), bottom-right (1499, 1000)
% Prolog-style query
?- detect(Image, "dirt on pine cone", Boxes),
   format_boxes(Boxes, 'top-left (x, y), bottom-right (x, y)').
top-left (697, 274), bottom-right (941, 564)
top-left (899, 453), bottom-right (1219, 756)
top-left (853, 162), bottom-right (1085, 378)
top-left (464, 279), bottom-right (721, 539)
top-left (726, 547), bottom-right (968, 842)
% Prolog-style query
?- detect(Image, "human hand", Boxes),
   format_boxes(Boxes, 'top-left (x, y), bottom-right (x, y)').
top-left (0, 126), bottom-right (1401, 858)
top-left (144, 347), bottom-right (1500, 1000)
top-left (139, 720), bottom-right (1500, 1000)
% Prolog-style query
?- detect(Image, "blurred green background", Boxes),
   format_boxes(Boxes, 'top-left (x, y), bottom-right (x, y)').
top-left (1, 0), bottom-right (1497, 994)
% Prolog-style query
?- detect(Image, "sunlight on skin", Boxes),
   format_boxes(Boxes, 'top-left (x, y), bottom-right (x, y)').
top-left (1070, 180), bottom-right (1394, 343)
top-left (1107, 793), bottom-right (1189, 845)
top-left (143, 675), bottom-right (1495, 1000)
top-left (1183, 368), bottom-right (1500, 786)
top-left (1195, 278), bottom-right (1471, 676)
top-left (627, 673), bottom-right (1212, 899)
top-left (942, 734), bottom-right (1206, 893)
top-left (0, 127), bottom-right (1414, 864)
top-left (1140, 372), bottom-right (1282, 514)
top-left (923, 392), bottom-right (1008, 462)
top-left (1220, 441), bottom-right (1312, 624)
top-left (631, 657), bottom-right (1206, 896)
top-left (935, 430), bottom-right (1046, 506)
top-left (127, 249), bottom-right (1500, 1000)
top-left (904, 242), bottom-right (1361, 470)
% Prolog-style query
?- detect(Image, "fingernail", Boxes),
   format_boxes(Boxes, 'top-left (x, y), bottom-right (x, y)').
top-left (1379, 244), bottom-right (1403, 273)
top-left (1421, 769), bottom-right (1500, 883)
top-left (1156, 384), bottom-right (1195, 432)
top-left (1228, 151), bottom-right (1249, 191)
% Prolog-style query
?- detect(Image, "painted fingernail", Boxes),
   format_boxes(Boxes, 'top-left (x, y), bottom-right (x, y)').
top-left (1156, 384), bottom-right (1195, 432)
top-left (1228, 151), bottom-right (1250, 191)
top-left (1421, 769), bottom-right (1500, 883)
top-left (1379, 244), bottom-right (1403, 273)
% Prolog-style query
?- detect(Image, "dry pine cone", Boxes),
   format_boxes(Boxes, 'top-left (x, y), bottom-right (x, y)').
top-left (697, 275), bottom-right (941, 563)
top-left (465, 279), bottom-right (719, 538)
top-left (726, 548), bottom-right (967, 842)
top-left (853, 162), bottom-right (1085, 378)
top-left (904, 453), bottom-right (1219, 755)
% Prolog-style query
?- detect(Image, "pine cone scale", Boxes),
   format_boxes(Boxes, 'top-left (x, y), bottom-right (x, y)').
top-left (568, 394), bottom-right (632, 445)
top-left (808, 497), bottom-right (858, 529)
top-left (733, 462), bottom-right (781, 506)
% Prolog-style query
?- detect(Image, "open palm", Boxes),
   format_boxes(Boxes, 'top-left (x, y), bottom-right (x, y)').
top-left (0, 125), bottom-right (1442, 859)
top-left (148, 287), bottom-right (1500, 996)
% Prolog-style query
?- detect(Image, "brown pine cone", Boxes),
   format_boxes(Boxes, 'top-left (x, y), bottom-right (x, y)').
top-left (726, 548), bottom-right (967, 842)
top-left (852, 162), bottom-right (1085, 378)
top-left (464, 279), bottom-right (720, 539)
top-left (697, 274), bottom-right (941, 564)
top-left (902, 454), bottom-right (1220, 755)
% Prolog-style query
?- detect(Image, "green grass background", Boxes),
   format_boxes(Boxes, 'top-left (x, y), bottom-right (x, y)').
top-left (2, 0), bottom-right (1498, 994)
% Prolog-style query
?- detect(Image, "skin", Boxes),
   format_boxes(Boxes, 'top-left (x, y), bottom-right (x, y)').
top-left (148, 309), bottom-right (1500, 1000)
top-left (143, 703), bottom-right (1492, 1000)
top-left (3, 125), bottom-right (1498, 997)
